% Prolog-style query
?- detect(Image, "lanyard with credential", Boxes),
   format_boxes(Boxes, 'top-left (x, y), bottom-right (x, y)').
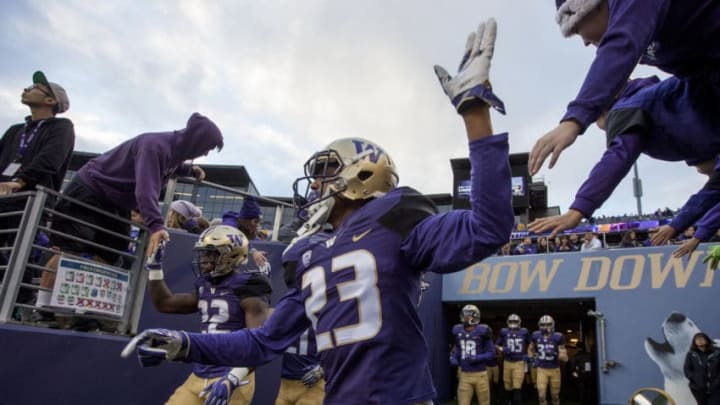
top-left (16, 120), bottom-right (46, 160)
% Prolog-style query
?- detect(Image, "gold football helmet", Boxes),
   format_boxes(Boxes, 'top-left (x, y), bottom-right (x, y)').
top-left (293, 137), bottom-right (399, 219)
top-left (193, 225), bottom-right (249, 278)
top-left (507, 313), bottom-right (522, 329)
top-left (461, 304), bottom-right (481, 326)
top-left (539, 315), bottom-right (555, 334)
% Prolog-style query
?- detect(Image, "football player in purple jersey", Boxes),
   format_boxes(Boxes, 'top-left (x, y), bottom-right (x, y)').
top-left (142, 225), bottom-right (272, 405)
top-left (274, 227), bottom-right (328, 405)
top-left (449, 305), bottom-right (496, 405)
top-left (122, 17), bottom-right (513, 405)
top-left (528, 315), bottom-right (568, 405)
top-left (274, 329), bottom-right (325, 405)
top-left (495, 314), bottom-right (531, 405)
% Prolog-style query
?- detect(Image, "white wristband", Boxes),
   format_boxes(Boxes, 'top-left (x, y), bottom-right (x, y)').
top-left (229, 367), bottom-right (250, 381)
top-left (148, 270), bottom-right (164, 281)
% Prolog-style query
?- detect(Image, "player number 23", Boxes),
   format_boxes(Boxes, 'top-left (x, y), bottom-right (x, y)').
top-left (302, 249), bottom-right (382, 352)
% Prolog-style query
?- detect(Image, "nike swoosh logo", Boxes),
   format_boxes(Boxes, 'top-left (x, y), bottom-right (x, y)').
top-left (352, 229), bottom-right (372, 242)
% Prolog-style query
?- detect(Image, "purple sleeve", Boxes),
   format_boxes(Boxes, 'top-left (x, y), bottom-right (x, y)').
top-left (670, 189), bottom-right (720, 234)
top-left (450, 343), bottom-right (460, 364)
top-left (134, 143), bottom-right (166, 233)
top-left (401, 134), bottom-right (513, 273)
top-left (186, 288), bottom-right (310, 367)
top-left (563, 0), bottom-right (671, 130)
top-left (570, 134), bottom-right (644, 217)
top-left (476, 331), bottom-right (497, 363)
top-left (694, 203), bottom-right (720, 241)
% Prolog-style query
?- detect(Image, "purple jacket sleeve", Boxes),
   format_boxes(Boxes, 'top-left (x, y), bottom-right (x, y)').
top-left (563, 0), bottom-right (671, 130)
top-left (670, 189), bottom-right (720, 234)
top-left (186, 288), bottom-right (311, 367)
top-left (134, 143), bottom-right (166, 233)
top-left (694, 203), bottom-right (720, 241)
top-left (401, 134), bottom-right (513, 273)
top-left (570, 134), bottom-right (644, 217)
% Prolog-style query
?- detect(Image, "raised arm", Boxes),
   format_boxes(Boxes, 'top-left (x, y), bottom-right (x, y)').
top-left (145, 244), bottom-right (198, 314)
top-left (122, 287), bottom-right (311, 368)
top-left (528, 133), bottom-right (644, 238)
top-left (405, 18), bottom-right (513, 273)
top-left (528, 0), bottom-right (670, 175)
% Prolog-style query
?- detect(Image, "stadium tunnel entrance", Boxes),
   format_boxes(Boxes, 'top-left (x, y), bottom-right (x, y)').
top-left (441, 298), bottom-right (599, 405)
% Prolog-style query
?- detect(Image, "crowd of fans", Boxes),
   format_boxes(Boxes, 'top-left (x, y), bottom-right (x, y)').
top-left (499, 225), bottom-right (699, 256)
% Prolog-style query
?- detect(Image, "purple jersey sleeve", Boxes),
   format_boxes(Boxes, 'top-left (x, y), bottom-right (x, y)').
top-left (563, 0), bottom-right (671, 130)
top-left (401, 134), bottom-right (513, 273)
top-left (186, 287), bottom-right (311, 368)
top-left (570, 134), bottom-right (644, 217)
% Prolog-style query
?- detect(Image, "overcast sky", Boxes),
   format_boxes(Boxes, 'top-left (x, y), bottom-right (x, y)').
top-left (0, 1), bottom-right (703, 217)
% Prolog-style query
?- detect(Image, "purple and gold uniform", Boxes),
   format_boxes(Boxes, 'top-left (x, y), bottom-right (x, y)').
top-left (275, 330), bottom-right (325, 405)
top-left (497, 327), bottom-right (531, 390)
top-left (451, 323), bottom-right (495, 405)
top-left (530, 331), bottom-right (566, 405)
top-left (165, 271), bottom-right (271, 405)
top-left (274, 229), bottom-right (328, 405)
top-left (183, 134), bottom-right (513, 405)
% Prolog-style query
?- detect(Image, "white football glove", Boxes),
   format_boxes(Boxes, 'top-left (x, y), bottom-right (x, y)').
top-left (120, 328), bottom-right (189, 367)
top-left (301, 364), bottom-right (324, 387)
top-left (434, 18), bottom-right (505, 114)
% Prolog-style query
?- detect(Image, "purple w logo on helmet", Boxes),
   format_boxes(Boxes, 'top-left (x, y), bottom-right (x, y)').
top-left (351, 139), bottom-right (386, 164)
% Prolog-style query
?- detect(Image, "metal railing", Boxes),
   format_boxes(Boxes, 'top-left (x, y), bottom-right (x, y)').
top-left (164, 177), bottom-right (295, 242)
top-left (0, 187), bottom-right (148, 334)
top-left (0, 178), bottom-right (295, 335)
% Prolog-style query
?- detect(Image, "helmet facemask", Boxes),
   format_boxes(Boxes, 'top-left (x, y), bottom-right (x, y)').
top-left (292, 138), bottom-right (398, 231)
top-left (539, 315), bottom-right (555, 335)
top-left (507, 314), bottom-right (521, 330)
top-left (461, 305), bottom-right (481, 326)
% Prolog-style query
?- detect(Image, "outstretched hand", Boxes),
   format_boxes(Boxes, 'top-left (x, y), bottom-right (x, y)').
top-left (673, 237), bottom-right (700, 259)
top-left (434, 18), bottom-right (505, 115)
top-left (120, 328), bottom-right (189, 367)
top-left (648, 225), bottom-right (676, 246)
top-left (252, 250), bottom-right (267, 268)
top-left (147, 229), bottom-right (170, 259)
top-left (528, 209), bottom-right (584, 239)
top-left (0, 181), bottom-right (23, 195)
top-left (528, 121), bottom-right (582, 175)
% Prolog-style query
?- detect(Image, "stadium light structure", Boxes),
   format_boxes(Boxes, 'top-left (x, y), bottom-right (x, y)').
top-left (632, 162), bottom-right (643, 215)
